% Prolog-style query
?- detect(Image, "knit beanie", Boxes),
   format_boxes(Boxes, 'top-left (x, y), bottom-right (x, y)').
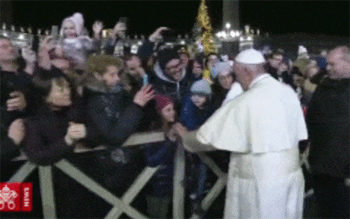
top-left (190, 79), bottom-right (212, 95)
top-left (157, 48), bottom-right (180, 70)
top-left (60, 12), bottom-right (84, 37)
top-left (154, 95), bottom-right (174, 113)
top-left (210, 61), bottom-right (232, 79)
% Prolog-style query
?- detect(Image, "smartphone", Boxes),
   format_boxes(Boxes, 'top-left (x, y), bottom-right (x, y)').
top-left (31, 35), bottom-right (39, 53)
top-left (143, 74), bottom-right (149, 86)
top-left (51, 25), bottom-right (58, 37)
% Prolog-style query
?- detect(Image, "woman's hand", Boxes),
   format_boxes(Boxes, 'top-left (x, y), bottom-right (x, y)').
top-left (7, 91), bottom-right (27, 111)
top-left (172, 122), bottom-right (189, 138)
top-left (65, 122), bottom-right (86, 145)
top-left (133, 85), bottom-right (155, 107)
top-left (8, 119), bottom-right (25, 145)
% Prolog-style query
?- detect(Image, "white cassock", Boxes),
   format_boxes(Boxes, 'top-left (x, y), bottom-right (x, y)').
top-left (183, 74), bottom-right (308, 219)
top-left (222, 81), bottom-right (244, 106)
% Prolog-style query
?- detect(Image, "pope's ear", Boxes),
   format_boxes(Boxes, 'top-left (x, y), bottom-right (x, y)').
top-left (243, 67), bottom-right (255, 81)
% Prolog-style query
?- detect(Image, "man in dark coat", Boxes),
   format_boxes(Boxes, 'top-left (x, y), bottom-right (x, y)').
top-left (150, 47), bottom-right (193, 112)
top-left (0, 36), bottom-right (34, 161)
top-left (263, 51), bottom-right (284, 79)
top-left (306, 45), bottom-right (350, 218)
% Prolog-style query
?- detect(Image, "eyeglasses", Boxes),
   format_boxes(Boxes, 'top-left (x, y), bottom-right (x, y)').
top-left (166, 63), bottom-right (182, 71)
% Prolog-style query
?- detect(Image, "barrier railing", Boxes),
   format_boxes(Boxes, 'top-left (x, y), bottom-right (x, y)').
top-left (7, 131), bottom-right (228, 219)
top-left (7, 131), bottom-right (311, 219)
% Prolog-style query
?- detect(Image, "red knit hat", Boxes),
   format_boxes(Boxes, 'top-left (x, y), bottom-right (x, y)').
top-left (154, 95), bottom-right (174, 113)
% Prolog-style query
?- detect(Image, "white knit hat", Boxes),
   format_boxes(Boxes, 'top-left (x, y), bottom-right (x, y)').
top-left (235, 48), bottom-right (265, 64)
top-left (298, 45), bottom-right (308, 55)
top-left (60, 12), bottom-right (84, 36)
top-left (210, 61), bottom-right (233, 78)
top-left (191, 79), bottom-right (212, 95)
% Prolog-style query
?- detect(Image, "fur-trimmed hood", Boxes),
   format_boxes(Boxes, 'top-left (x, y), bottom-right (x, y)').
top-left (81, 73), bottom-right (124, 95)
top-left (153, 61), bottom-right (186, 84)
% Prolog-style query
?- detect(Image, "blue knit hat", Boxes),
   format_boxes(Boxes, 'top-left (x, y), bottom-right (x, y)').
top-left (210, 61), bottom-right (232, 79)
top-left (190, 79), bottom-right (212, 95)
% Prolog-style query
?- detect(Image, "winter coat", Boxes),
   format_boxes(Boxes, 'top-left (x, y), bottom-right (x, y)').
top-left (144, 139), bottom-right (177, 197)
top-left (306, 77), bottom-right (350, 178)
top-left (22, 100), bottom-right (96, 165)
top-left (62, 36), bottom-right (101, 70)
top-left (180, 94), bottom-right (215, 131)
top-left (82, 77), bottom-right (145, 148)
top-left (150, 62), bottom-right (193, 111)
top-left (1, 70), bottom-right (33, 160)
top-left (263, 63), bottom-right (278, 79)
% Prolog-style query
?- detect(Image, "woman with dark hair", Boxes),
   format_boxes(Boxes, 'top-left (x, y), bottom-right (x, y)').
top-left (22, 72), bottom-right (88, 165)
top-left (210, 61), bottom-right (242, 109)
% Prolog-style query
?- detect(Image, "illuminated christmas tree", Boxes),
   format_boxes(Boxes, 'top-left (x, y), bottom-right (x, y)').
top-left (196, 0), bottom-right (215, 56)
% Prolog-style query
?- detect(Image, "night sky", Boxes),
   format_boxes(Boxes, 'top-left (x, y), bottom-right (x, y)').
top-left (11, 0), bottom-right (350, 37)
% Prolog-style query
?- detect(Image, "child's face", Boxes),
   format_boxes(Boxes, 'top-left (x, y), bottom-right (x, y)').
top-left (62, 21), bottom-right (77, 39)
top-left (46, 78), bottom-right (72, 108)
top-left (102, 65), bottom-right (121, 87)
top-left (192, 61), bottom-right (203, 78)
top-left (161, 103), bottom-right (175, 123)
top-left (191, 94), bottom-right (207, 109)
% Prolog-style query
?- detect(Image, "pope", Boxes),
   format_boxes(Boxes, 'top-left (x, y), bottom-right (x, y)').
top-left (174, 48), bottom-right (308, 219)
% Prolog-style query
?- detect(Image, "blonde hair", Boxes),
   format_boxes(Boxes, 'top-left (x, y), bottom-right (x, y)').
top-left (86, 54), bottom-right (124, 76)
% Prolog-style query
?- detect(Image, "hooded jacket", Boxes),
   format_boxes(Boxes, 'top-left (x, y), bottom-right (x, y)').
top-left (150, 61), bottom-right (193, 110)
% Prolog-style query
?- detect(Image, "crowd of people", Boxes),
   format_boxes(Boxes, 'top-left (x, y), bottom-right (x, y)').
top-left (1, 12), bottom-right (349, 219)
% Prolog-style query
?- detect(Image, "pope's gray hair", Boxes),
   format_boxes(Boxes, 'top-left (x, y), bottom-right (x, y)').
top-left (243, 63), bottom-right (265, 73)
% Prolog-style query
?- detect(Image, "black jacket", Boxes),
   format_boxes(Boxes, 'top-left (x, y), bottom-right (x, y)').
top-left (82, 78), bottom-right (145, 148)
top-left (1, 70), bottom-right (33, 160)
top-left (150, 62), bottom-right (193, 112)
top-left (306, 77), bottom-right (350, 178)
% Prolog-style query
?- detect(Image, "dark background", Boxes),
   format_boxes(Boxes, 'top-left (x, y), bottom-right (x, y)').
top-left (11, 0), bottom-right (350, 37)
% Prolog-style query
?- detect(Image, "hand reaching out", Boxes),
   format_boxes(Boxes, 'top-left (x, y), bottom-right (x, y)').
top-left (133, 85), bottom-right (155, 107)
top-left (21, 45), bottom-right (36, 64)
top-left (148, 26), bottom-right (169, 42)
top-left (172, 122), bottom-right (189, 138)
top-left (112, 21), bottom-right (127, 39)
top-left (38, 36), bottom-right (55, 69)
top-left (7, 91), bottom-right (27, 111)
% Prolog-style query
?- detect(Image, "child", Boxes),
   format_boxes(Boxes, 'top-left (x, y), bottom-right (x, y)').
top-left (143, 94), bottom-right (178, 218)
top-left (180, 79), bottom-right (216, 216)
top-left (59, 12), bottom-right (103, 72)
